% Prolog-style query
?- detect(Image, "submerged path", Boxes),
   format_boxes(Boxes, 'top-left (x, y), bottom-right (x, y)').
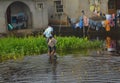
top-left (0, 51), bottom-right (120, 83)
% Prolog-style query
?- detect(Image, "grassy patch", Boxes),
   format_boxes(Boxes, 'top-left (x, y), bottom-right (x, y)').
top-left (0, 36), bottom-right (103, 61)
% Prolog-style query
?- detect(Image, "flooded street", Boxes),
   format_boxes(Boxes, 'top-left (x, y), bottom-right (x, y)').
top-left (0, 51), bottom-right (120, 83)
top-left (0, 0), bottom-right (120, 82)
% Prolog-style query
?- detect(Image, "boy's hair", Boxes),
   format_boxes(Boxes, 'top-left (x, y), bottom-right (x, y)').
top-left (48, 23), bottom-right (51, 26)
top-left (49, 36), bottom-right (53, 39)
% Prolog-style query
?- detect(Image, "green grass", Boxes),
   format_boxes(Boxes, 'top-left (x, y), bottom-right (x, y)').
top-left (0, 36), bottom-right (103, 61)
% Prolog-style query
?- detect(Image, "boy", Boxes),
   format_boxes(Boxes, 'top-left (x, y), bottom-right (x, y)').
top-left (48, 36), bottom-right (57, 63)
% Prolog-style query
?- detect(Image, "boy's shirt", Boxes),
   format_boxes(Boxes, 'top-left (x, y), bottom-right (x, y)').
top-left (43, 26), bottom-right (53, 38)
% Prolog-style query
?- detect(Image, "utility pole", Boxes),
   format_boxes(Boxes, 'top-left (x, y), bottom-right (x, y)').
top-left (81, 10), bottom-right (85, 37)
top-left (58, 13), bottom-right (62, 35)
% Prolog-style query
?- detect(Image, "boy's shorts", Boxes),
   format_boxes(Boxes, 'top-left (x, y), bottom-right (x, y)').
top-left (48, 46), bottom-right (56, 52)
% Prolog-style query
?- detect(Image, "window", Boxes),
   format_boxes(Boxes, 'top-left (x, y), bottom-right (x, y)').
top-left (54, 0), bottom-right (63, 13)
top-left (108, 0), bottom-right (115, 9)
top-left (116, 0), bottom-right (120, 9)
top-left (36, 2), bottom-right (43, 9)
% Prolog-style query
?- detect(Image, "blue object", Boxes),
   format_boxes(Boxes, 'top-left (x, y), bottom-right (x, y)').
top-left (79, 17), bottom-right (83, 29)
top-left (8, 24), bottom-right (13, 30)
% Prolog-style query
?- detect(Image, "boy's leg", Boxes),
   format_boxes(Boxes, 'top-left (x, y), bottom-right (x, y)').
top-left (48, 46), bottom-right (52, 63)
top-left (48, 46), bottom-right (57, 64)
top-left (48, 46), bottom-right (52, 56)
top-left (51, 46), bottom-right (56, 57)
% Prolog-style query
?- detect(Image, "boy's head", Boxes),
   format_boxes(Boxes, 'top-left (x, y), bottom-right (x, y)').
top-left (49, 36), bottom-right (53, 39)
top-left (48, 23), bottom-right (51, 26)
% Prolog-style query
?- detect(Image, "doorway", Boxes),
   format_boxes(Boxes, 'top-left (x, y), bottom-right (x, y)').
top-left (6, 1), bottom-right (32, 30)
top-left (108, 0), bottom-right (116, 14)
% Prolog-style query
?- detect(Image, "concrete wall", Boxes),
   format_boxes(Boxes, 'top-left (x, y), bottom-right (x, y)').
top-left (64, 0), bottom-right (109, 17)
top-left (0, 1), bottom-right (8, 33)
top-left (0, 0), bottom-right (48, 33)
top-left (47, 0), bottom-right (109, 26)
top-left (64, 0), bottom-right (81, 18)
top-left (30, 0), bottom-right (48, 30)
top-left (100, 0), bottom-right (108, 14)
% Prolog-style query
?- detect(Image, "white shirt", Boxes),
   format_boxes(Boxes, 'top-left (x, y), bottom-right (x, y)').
top-left (43, 26), bottom-right (53, 38)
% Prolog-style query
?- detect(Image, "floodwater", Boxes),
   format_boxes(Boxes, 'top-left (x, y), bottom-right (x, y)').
top-left (0, 50), bottom-right (120, 83)
top-left (0, 34), bottom-right (120, 83)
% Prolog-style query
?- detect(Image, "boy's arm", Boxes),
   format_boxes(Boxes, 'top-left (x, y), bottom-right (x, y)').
top-left (43, 29), bottom-right (47, 37)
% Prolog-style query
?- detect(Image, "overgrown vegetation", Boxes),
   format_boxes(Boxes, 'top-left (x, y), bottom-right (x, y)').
top-left (0, 36), bottom-right (103, 61)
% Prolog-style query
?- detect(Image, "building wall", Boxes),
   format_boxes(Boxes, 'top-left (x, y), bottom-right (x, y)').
top-left (0, 0), bottom-right (110, 33)
top-left (66, 0), bottom-right (109, 17)
top-left (63, 0), bottom-right (80, 18)
top-left (47, 0), bottom-right (109, 26)
top-left (100, 0), bottom-right (108, 14)
top-left (0, 0), bottom-right (48, 33)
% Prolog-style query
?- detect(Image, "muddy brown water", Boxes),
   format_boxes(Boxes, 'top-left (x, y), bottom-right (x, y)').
top-left (0, 50), bottom-right (120, 83)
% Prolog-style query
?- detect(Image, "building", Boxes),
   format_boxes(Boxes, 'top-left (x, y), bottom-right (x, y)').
top-left (0, 0), bottom-right (120, 34)
top-left (0, 0), bottom-right (48, 34)
top-left (48, 0), bottom-right (120, 25)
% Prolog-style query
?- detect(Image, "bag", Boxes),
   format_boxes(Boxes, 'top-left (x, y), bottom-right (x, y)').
top-left (48, 38), bottom-right (57, 47)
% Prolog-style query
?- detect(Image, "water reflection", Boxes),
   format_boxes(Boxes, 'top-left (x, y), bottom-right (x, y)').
top-left (88, 34), bottom-right (120, 55)
top-left (105, 36), bottom-right (120, 54)
top-left (46, 56), bottom-right (58, 83)
top-left (106, 36), bottom-right (117, 52)
top-left (52, 63), bottom-right (57, 83)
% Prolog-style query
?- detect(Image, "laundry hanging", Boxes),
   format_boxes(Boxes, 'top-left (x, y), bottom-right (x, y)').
top-left (104, 20), bottom-right (110, 31)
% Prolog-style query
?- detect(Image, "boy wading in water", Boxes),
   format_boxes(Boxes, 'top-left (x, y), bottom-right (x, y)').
top-left (43, 23), bottom-right (57, 63)
top-left (48, 36), bottom-right (57, 63)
